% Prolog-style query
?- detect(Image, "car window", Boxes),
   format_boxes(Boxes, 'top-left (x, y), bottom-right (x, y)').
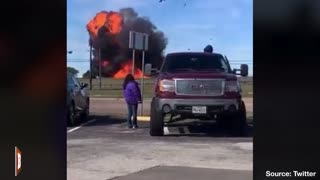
top-left (162, 54), bottom-right (230, 73)
top-left (72, 77), bottom-right (81, 87)
top-left (220, 57), bottom-right (230, 71)
top-left (67, 74), bottom-right (75, 86)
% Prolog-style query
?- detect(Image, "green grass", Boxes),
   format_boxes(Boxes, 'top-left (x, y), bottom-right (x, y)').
top-left (78, 77), bottom-right (253, 98)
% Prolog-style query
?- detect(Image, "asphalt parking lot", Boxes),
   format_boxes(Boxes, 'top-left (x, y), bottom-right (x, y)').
top-left (67, 98), bottom-right (253, 180)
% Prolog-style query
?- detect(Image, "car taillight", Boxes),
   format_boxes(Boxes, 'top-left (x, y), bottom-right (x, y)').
top-left (225, 80), bottom-right (241, 93)
top-left (159, 79), bottom-right (175, 92)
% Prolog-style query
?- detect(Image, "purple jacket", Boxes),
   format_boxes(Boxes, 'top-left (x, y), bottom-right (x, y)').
top-left (123, 81), bottom-right (142, 104)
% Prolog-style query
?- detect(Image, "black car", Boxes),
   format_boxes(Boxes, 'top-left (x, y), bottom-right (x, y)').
top-left (67, 73), bottom-right (90, 126)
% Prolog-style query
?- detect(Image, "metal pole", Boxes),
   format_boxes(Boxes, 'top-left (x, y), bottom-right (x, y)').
top-left (140, 51), bottom-right (145, 116)
top-left (89, 44), bottom-right (93, 90)
top-left (99, 48), bottom-right (102, 89)
top-left (132, 49), bottom-right (135, 75)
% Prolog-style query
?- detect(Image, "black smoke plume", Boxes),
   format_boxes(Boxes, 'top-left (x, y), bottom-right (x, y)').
top-left (90, 8), bottom-right (168, 77)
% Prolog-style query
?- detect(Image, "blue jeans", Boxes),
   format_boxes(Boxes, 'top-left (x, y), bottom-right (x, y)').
top-left (127, 104), bottom-right (138, 128)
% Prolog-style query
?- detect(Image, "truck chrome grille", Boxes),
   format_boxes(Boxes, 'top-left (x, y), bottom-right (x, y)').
top-left (175, 79), bottom-right (225, 96)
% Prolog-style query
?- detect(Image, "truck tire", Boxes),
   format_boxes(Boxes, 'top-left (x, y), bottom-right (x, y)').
top-left (230, 101), bottom-right (248, 136)
top-left (150, 100), bottom-right (164, 136)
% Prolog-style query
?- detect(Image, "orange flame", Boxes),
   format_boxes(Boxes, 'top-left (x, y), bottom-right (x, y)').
top-left (87, 11), bottom-right (149, 79)
top-left (113, 61), bottom-right (146, 79)
top-left (86, 11), bottom-right (123, 37)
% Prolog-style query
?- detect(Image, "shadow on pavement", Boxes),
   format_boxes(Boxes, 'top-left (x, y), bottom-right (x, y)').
top-left (84, 114), bottom-right (253, 138)
top-left (165, 119), bottom-right (253, 138)
top-left (110, 166), bottom-right (252, 180)
top-left (85, 115), bottom-right (126, 127)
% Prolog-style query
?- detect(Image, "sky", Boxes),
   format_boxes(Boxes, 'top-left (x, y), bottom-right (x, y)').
top-left (67, 0), bottom-right (253, 77)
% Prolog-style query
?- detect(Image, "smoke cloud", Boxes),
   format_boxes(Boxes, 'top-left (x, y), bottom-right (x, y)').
top-left (88, 8), bottom-right (168, 77)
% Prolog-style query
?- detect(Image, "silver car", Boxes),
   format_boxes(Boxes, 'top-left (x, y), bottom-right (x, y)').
top-left (67, 73), bottom-right (90, 126)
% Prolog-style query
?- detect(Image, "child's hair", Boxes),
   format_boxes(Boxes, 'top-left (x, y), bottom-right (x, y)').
top-left (123, 73), bottom-right (135, 90)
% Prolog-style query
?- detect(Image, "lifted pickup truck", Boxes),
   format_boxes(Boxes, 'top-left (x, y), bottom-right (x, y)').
top-left (147, 52), bottom-right (249, 136)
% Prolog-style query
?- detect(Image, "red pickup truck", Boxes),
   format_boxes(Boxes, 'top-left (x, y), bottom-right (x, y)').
top-left (148, 51), bottom-right (249, 136)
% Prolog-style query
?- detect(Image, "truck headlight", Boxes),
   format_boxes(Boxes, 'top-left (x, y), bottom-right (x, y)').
top-left (225, 80), bottom-right (240, 93)
top-left (159, 79), bottom-right (175, 92)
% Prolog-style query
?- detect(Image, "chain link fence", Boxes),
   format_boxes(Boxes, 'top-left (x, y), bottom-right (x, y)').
top-left (67, 59), bottom-right (253, 98)
top-left (67, 59), bottom-right (253, 77)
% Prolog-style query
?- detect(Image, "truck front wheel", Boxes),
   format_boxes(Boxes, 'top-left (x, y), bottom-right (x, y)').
top-left (230, 101), bottom-right (248, 136)
top-left (150, 100), bottom-right (164, 136)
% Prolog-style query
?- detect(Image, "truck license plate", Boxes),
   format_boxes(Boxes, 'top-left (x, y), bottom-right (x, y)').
top-left (192, 106), bottom-right (207, 114)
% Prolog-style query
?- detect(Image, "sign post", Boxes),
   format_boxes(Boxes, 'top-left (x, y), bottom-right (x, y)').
top-left (140, 50), bottom-right (145, 116)
top-left (129, 31), bottom-right (149, 116)
top-left (99, 48), bottom-right (102, 89)
top-left (89, 40), bottom-right (93, 90)
top-left (132, 49), bottom-right (135, 75)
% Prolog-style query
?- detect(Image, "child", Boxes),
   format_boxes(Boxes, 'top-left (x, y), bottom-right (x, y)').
top-left (123, 74), bottom-right (142, 128)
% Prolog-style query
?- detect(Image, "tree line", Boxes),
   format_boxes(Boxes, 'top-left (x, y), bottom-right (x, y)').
top-left (67, 66), bottom-right (91, 78)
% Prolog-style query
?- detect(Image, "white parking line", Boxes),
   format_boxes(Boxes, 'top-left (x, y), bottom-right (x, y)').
top-left (67, 119), bottom-right (97, 133)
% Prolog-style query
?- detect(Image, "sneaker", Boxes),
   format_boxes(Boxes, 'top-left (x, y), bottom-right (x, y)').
top-left (133, 126), bottom-right (138, 129)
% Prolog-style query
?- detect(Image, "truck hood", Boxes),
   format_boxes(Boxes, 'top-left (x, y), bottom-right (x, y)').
top-left (159, 71), bottom-right (237, 80)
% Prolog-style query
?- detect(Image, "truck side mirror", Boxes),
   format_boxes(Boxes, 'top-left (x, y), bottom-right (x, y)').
top-left (240, 64), bottom-right (248, 77)
top-left (80, 82), bottom-right (89, 89)
top-left (233, 64), bottom-right (249, 77)
top-left (144, 63), bottom-right (152, 76)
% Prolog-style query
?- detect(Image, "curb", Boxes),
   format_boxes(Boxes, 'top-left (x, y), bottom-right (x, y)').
top-left (137, 116), bottom-right (150, 121)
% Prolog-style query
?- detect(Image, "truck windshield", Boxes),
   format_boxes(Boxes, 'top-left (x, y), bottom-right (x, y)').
top-left (161, 54), bottom-right (230, 73)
